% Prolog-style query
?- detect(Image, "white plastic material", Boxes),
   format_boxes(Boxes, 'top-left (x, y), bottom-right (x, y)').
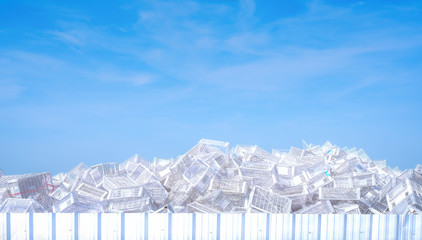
top-left (0, 139), bottom-right (421, 214)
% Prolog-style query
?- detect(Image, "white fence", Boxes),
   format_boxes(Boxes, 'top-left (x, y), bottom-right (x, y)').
top-left (0, 213), bottom-right (421, 240)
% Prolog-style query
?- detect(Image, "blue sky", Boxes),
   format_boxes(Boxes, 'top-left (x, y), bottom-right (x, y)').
top-left (1, 0), bottom-right (421, 175)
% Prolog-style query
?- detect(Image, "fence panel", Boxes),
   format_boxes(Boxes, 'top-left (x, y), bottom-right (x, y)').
top-left (1, 213), bottom-right (422, 240)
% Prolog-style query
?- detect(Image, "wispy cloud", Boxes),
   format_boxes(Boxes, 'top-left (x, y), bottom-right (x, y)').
top-left (158, 1), bottom-right (420, 99)
top-left (0, 82), bottom-right (24, 101)
top-left (0, 49), bottom-right (153, 96)
top-left (3, 0), bottom-right (421, 95)
top-left (92, 71), bottom-right (154, 86)
top-left (2, 51), bottom-right (65, 67)
top-left (48, 30), bottom-right (86, 45)
top-left (239, 0), bottom-right (256, 19)
top-left (0, 51), bottom-right (67, 84)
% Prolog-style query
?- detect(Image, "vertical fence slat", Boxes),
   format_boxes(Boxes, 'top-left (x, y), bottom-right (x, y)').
top-left (6, 213), bottom-right (11, 240)
top-left (52, 213), bottom-right (56, 240)
top-left (121, 213), bottom-right (125, 240)
top-left (192, 213), bottom-right (196, 240)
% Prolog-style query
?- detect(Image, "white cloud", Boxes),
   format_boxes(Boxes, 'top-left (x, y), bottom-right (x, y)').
top-left (2, 51), bottom-right (65, 67)
top-left (239, 0), bottom-right (256, 19)
top-left (5, 0), bottom-right (420, 95)
top-left (0, 82), bottom-right (24, 100)
top-left (138, 11), bottom-right (157, 22)
top-left (49, 30), bottom-right (85, 45)
top-left (92, 70), bottom-right (154, 86)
